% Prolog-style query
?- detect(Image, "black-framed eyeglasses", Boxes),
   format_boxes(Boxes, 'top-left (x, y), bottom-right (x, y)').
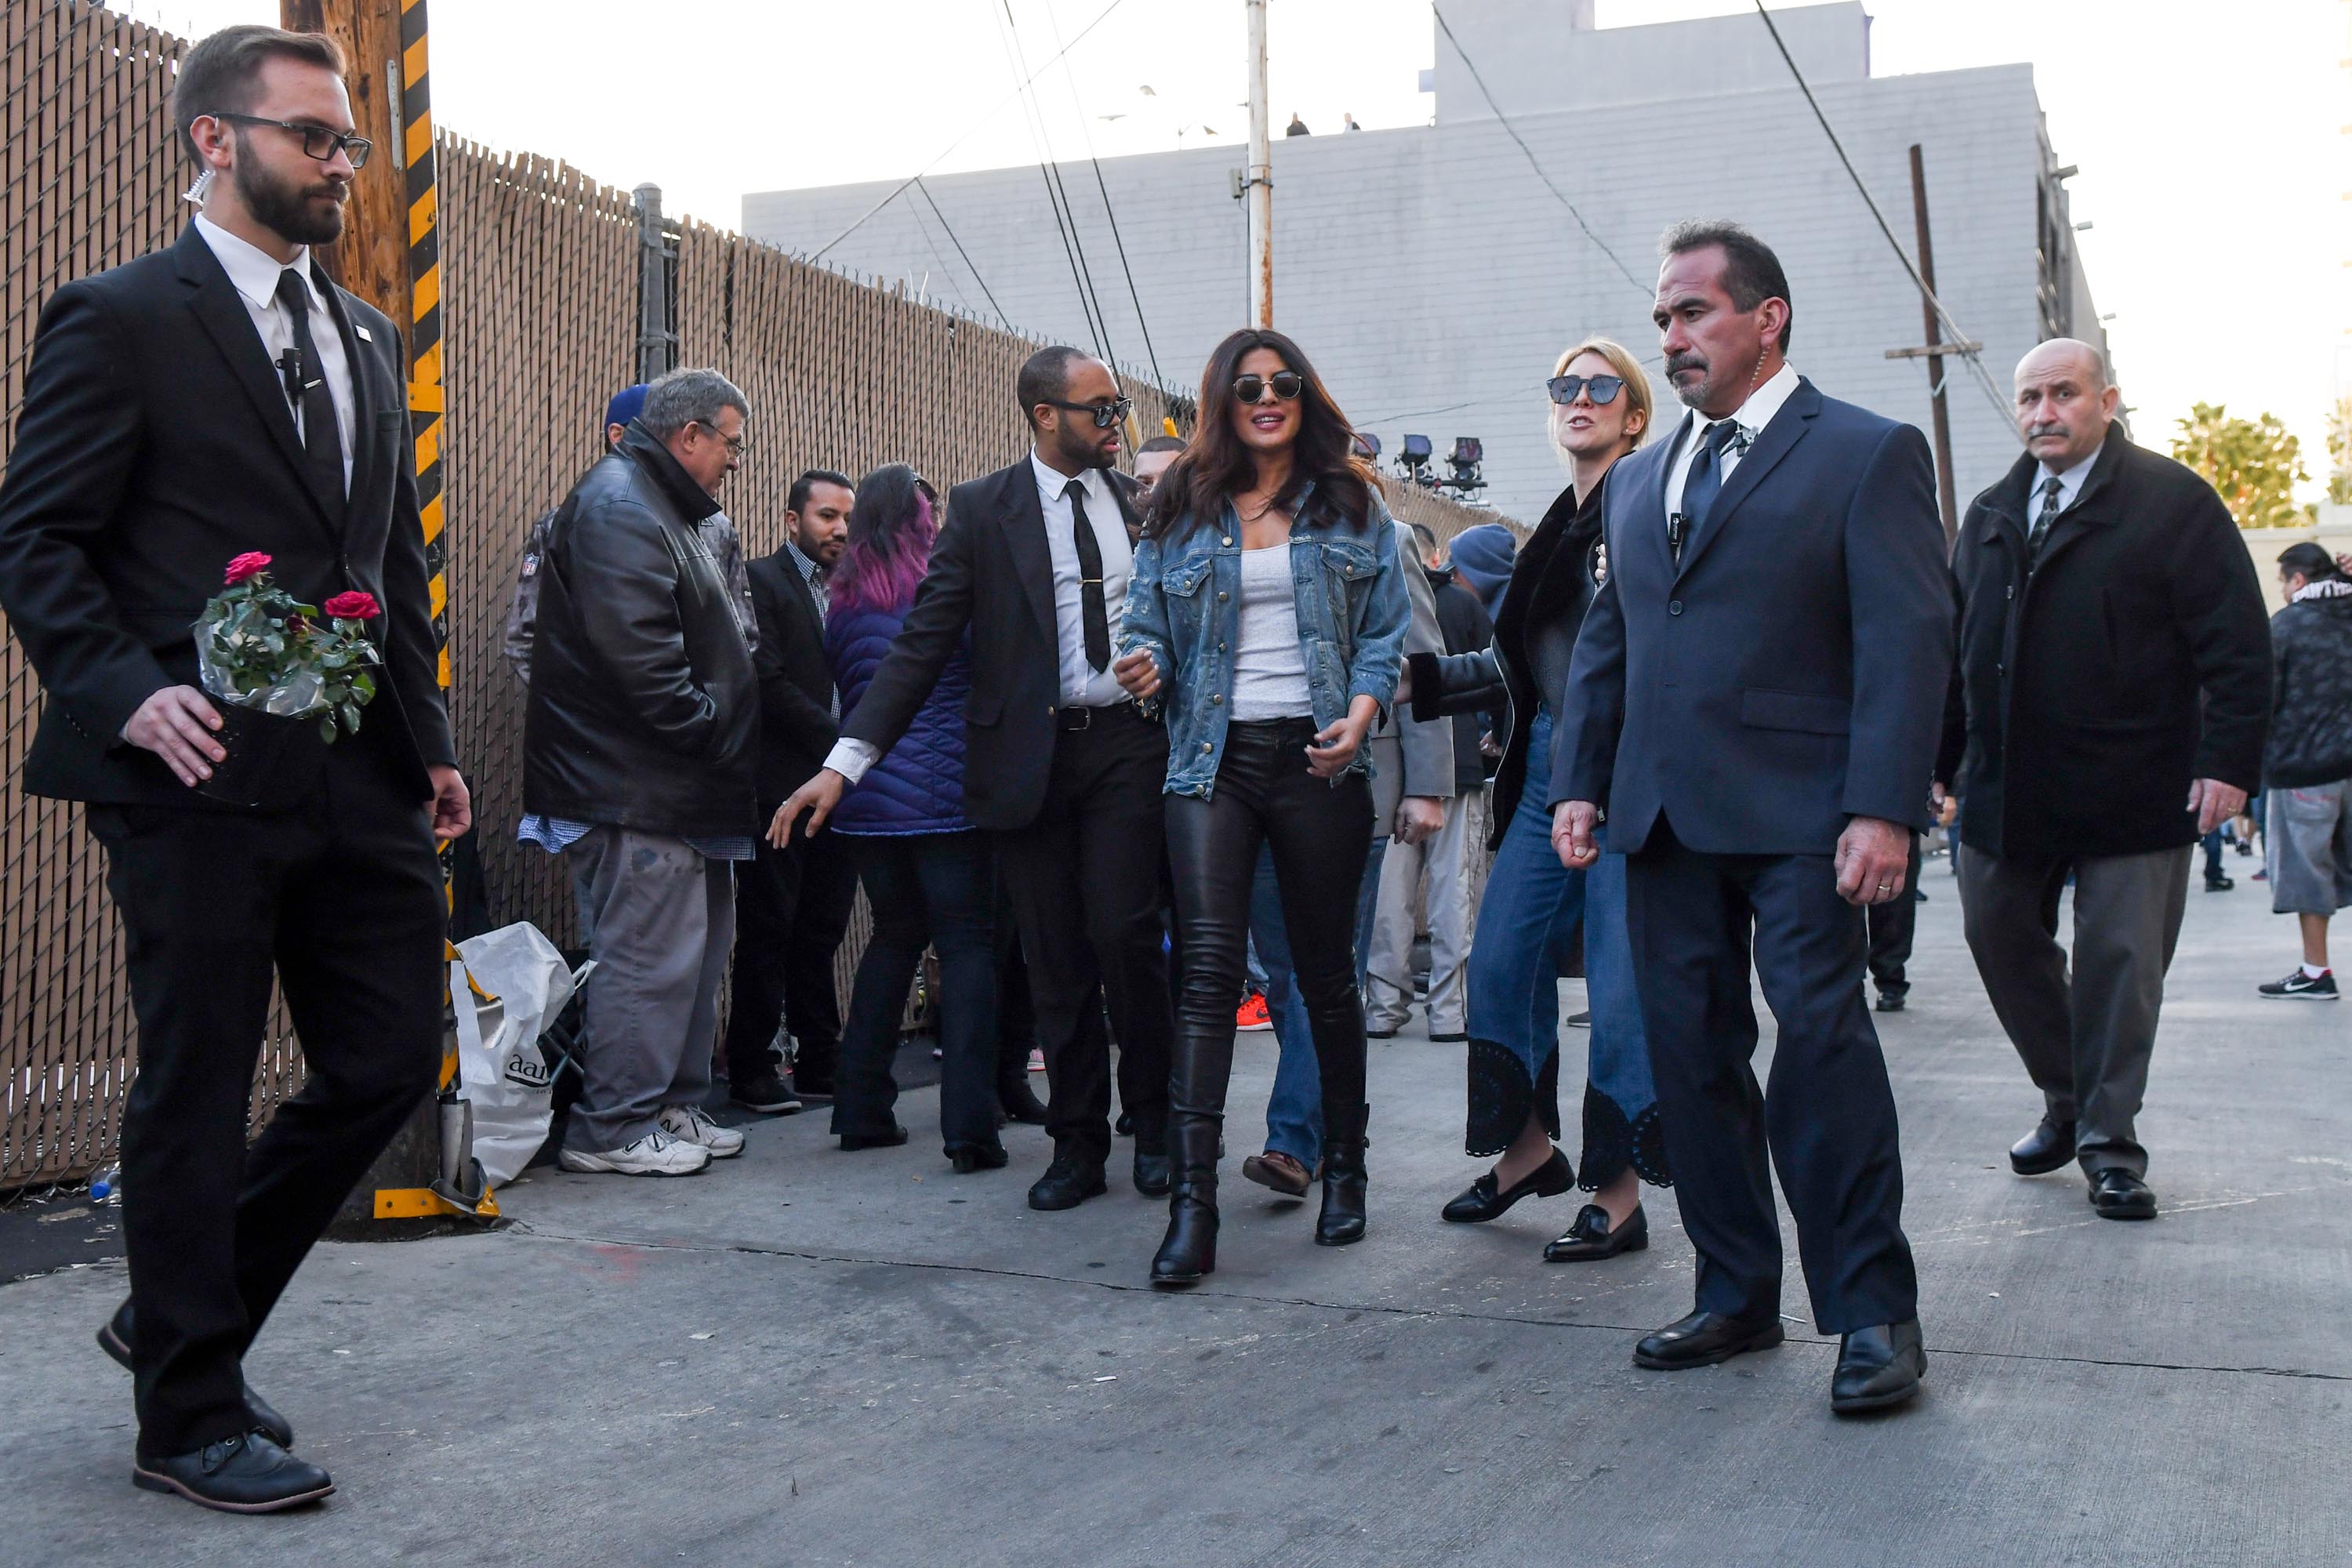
top-left (691, 419), bottom-right (748, 456)
top-left (1234, 371), bottom-right (1304, 405)
top-left (213, 113), bottom-right (373, 169)
top-left (1548, 373), bottom-right (1625, 406)
top-left (1043, 396), bottom-right (1134, 430)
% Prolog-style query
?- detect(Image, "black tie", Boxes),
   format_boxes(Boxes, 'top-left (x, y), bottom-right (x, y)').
top-left (1064, 477), bottom-right (1112, 673)
top-left (1672, 418), bottom-right (1741, 563)
top-left (2026, 474), bottom-right (2064, 561)
top-left (273, 267), bottom-right (344, 507)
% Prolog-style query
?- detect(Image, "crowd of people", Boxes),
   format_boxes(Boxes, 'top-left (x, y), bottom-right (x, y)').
top-left (0, 22), bottom-right (2341, 1515)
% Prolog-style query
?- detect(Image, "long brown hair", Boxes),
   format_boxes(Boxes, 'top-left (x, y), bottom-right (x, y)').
top-left (1145, 328), bottom-right (1377, 540)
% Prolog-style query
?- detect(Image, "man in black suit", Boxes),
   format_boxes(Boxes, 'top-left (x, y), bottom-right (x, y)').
top-left (0, 27), bottom-right (468, 1509)
top-left (781, 347), bottom-right (1174, 1208)
top-left (1555, 222), bottom-right (1951, 1414)
top-left (724, 468), bottom-right (854, 1113)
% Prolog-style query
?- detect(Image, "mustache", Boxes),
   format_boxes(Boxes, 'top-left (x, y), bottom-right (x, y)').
top-left (1665, 350), bottom-right (1707, 378)
top-left (2025, 422), bottom-right (2068, 439)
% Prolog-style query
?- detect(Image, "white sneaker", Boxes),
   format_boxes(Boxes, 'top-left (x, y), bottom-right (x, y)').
top-left (558, 1128), bottom-right (712, 1176)
top-left (658, 1103), bottom-right (746, 1158)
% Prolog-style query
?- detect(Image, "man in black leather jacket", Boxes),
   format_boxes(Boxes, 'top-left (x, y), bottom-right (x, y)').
top-left (522, 368), bottom-right (760, 1177)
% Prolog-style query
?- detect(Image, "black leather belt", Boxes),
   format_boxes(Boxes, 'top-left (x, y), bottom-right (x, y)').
top-left (1054, 703), bottom-right (1128, 731)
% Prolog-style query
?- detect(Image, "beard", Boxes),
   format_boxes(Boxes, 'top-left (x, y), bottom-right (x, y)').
top-left (235, 147), bottom-right (347, 246)
top-left (1057, 422), bottom-right (1114, 470)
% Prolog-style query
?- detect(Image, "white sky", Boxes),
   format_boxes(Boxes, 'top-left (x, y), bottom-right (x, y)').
top-left (142, 0), bottom-right (2347, 495)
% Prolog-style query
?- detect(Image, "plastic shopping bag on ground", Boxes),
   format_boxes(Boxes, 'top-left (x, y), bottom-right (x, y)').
top-left (451, 922), bottom-right (578, 1186)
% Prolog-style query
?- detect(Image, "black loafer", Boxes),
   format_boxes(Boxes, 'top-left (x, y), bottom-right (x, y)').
top-left (1028, 1156), bottom-right (1109, 1211)
top-left (2009, 1117), bottom-right (2078, 1176)
top-left (1439, 1148), bottom-right (1573, 1223)
top-left (1132, 1145), bottom-right (1173, 1197)
top-left (839, 1126), bottom-right (909, 1151)
top-left (946, 1142), bottom-right (1009, 1174)
top-left (2089, 1167), bottom-right (2158, 1220)
top-left (132, 1429), bottom-right (332, 1513)
top-left (101, 1303), bottom-right (294, 1450)
top-left (1543, 1203), bottom-right (1649, 1261)
top-left (1633, 1309), bottom-right (1785, 1370)
top-left (1830, 1319), bottom-right (1926, 1414)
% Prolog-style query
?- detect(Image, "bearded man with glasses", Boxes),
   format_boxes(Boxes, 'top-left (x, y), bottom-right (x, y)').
top-left (779, 347), bottom-right (1176, 1211)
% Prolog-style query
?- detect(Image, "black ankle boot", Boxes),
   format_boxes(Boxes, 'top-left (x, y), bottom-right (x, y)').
top-left (1150, 1177), bottom-right (1218, 1287)
top-left (1316, 1103), bottom-right (1369, 1247)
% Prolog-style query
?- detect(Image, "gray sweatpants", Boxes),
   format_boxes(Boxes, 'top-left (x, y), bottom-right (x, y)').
top-left (565, 827), bottom-right (735, 1152)
top-left (1957, 843), bottom-right (2191, 1178)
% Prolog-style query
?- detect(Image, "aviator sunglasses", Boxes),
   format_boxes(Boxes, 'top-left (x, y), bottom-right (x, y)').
top-left (1234, 370), bottom-right (1305, 404)
top-left (1547, 372), bottom-right (1625, 406)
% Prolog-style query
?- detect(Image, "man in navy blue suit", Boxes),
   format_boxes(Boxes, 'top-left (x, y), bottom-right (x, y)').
top-left (1555, 221), bottom-right (1951, 1414)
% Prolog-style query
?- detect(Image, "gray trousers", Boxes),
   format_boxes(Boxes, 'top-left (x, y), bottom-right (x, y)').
top-left (1957, 843), bottom-right (2191, 1177)
top-left (565, 827), bottom-right (735, 1152)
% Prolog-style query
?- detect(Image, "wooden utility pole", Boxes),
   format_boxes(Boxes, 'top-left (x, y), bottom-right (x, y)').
top-left (1905, 143), bottom-right (1960, 545)
top-left (1243, 0), bottom-right (1272, 327)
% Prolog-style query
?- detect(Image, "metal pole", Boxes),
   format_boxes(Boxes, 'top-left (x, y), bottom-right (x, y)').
top-left (633, 183), bottom-right (678, 384)
top-left (1908, 144), bottom-right (1960, 546)
top-left (1244, 0), bottom-right (1272, 328)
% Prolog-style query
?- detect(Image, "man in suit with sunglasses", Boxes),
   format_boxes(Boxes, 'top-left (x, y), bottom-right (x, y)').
top-left (779, 347), bottom-right (1174, 1210)
top-left (0, 27), bottom-right (466, 1510)
top-left (1554, 221), bottom-right (1951, 1415)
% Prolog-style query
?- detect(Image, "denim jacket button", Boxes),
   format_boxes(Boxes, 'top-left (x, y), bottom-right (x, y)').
top-left (1221, 536), bottom-right (1232, 546)
top-left (1210, 693), bottom-right (1222, 705)
top-left (1218, 591), bottom-right (1228, 602)
top-left (1200, 741), bottom-right (1212, 753)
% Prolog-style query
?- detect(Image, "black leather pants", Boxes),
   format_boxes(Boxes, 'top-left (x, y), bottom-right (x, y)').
top-left (1163, 718), bottom-right (1374, 1171)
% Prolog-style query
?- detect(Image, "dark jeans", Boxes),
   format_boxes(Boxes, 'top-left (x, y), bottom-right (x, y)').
top-left (88, 737), bottom-right (444, 1458)
top-left (721, 822), bottom-right (856, 1089)
top-left (1623, 819), bottom-right (1918, 1334)
top-left (1164, 719), bottom-right (1374, 1172)
top-left (994, 705), bottom-right (1174, 1166)
top-left (1865, 832), bottom-right (1925, 997)
top-left (832, 831), bottom-right (1001, 1152)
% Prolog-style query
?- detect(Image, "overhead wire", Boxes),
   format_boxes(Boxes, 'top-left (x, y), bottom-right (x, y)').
top-left (1751, 0), bottom-right (2017, 437)
top-left (809, 0), bottom-right (1127, 263)
top-left (992, 0), bottom-right (1113, 360)
top-left (913, 176), bottom-right (1014, 331)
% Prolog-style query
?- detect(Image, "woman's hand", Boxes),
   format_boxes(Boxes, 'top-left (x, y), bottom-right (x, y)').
top-left (1113, 648), bottom-right (1160, 701)
top-left (1307, 696), bottom-right (1381, 779)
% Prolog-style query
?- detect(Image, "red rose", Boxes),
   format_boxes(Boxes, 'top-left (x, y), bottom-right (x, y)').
top-left (322, 590), bottom-right (381, 622)
top-left (223, 551), bottom-right (273, 585)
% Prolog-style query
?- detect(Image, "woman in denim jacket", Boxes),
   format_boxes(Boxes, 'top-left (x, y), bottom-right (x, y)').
top-left (1116, 328), bottom-right (1409, 1287)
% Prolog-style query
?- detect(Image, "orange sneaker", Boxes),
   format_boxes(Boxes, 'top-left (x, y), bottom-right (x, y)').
top-left (1236, 993), bottom-right (1273, 1032)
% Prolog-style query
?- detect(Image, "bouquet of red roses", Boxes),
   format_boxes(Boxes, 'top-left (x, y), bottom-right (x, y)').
top-left (195, 551), bottom-right (383, 743)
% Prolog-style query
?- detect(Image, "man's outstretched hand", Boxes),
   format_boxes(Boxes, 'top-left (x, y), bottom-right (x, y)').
top-left (770, 768), bottom-right (847, 845)
top-left (1835, 815), bottom-right (1911, 906)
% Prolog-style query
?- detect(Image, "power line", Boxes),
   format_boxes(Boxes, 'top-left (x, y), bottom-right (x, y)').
top-left (1044, 0), bottom-right (1170, 397)
top-left (1751, 0), bottom-right (2016, 436)
top-left (993, 0), bottom-right (1114, 361)
top-left (1430, 2), bottom-right (1650, 299)
top-left (809, 0), bottom-right (1128, 262)
top-left (913, 176), bottom-right (1014, 330)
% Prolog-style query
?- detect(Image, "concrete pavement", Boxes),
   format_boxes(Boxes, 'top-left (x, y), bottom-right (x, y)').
top-left (2, 859), bottom-right (2345, 1566)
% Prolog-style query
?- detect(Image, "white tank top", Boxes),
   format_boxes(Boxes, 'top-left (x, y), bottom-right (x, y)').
top-left (1229, 546), bottom-right (1313, 721)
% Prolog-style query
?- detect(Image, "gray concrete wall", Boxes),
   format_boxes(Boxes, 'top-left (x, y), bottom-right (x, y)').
top-left (746, 63), bottom-right (2064, 522)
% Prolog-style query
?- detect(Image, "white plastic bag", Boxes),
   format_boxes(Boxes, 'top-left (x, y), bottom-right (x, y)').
top-left (451, 922), bottom-right (579, 1186)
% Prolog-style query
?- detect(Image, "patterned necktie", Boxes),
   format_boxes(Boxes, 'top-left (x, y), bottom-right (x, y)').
top-left (1064, 477), bottom-right (1112, 673)
top-left (272, 267), bottom-right (343, 506)
top-left (1671, 418), bottom-right (1741, 563)
top-left (2026, 474), bottom-right (2064, 561)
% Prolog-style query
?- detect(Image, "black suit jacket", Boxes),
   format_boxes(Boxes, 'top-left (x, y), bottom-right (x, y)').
top-left (1558, 378), bottom-right (1952, 855)
top-left (746, 550), bottom-right (838, 805)
top-left (0, 223), bottom-right (452, 808)
top-left (840, 456), bottom-right (1144, 833)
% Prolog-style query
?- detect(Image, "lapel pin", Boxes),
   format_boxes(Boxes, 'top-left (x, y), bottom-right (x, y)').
top-left (355, 324), bottom-right (372, 343)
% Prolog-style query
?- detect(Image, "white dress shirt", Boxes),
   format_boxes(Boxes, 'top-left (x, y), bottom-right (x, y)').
top-left (819, 450), bottom-right (1134, 786)
top-left (2033, 448), bottom-right (2099, 516)
top-left (1661, 359), bottom-right (1801, 526)
top-left (194, 213), bottom-right (355, 495)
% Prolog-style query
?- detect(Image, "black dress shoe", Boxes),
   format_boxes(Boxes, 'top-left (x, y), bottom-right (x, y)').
top-left (1830, 1319), bottom-right (1926, 1414)
top-left (997, 1081), bottom-right (1051, 1125)
top-left (133, 1429), bottom-right (332, 1513)
top-left (839, 1126), bottom-right (909, 1151)
top-left (101, 1303), bottom-right (294, 1450)
top-left (1633, 1309), bottom-right (1785, 1370)
top-left (1543, 1203), bottom-right (1649, 1262)
top-left (1114, 1109), bottom-right (1135, 1137)
top-left (1028, 1155), bottom-right (1109, 1211)
top-left (2089, 1167), bottom-right (2158, 1220)
top-left (728, 1069), bottom-right (803, 1115)
top-left (2205, 874), bottom-right (2234, 891)
top-left (1132, 1145), bottom-right (1173, 1196)
top-left (2009, 1116), bottom-right (2077, 1176)
top-left (946, 1142), bottom-right (1009, 1174)
top-left (1440, 1148), bottom-right (1573, 1223)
